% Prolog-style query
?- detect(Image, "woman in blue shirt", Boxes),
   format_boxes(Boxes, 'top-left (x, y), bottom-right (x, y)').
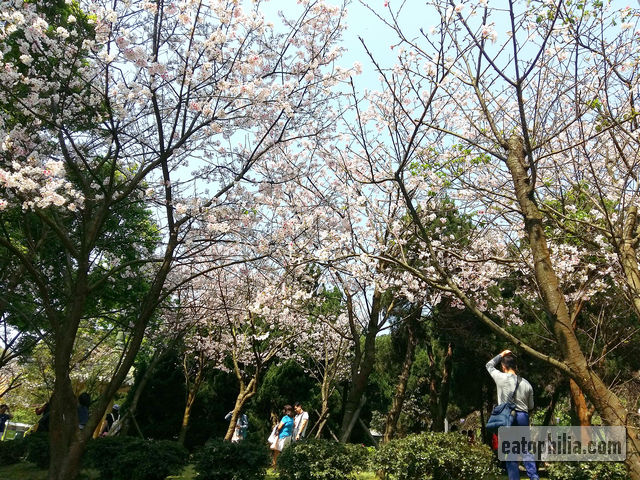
top-left (270, 404), bottom-right (294, 468)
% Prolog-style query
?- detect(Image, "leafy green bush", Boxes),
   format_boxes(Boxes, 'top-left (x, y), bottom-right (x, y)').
top-left (0, 437), bottom-right (28, 465)
top-left (547, 461), bottom-right (627, 480)
top-left (24, 432), bottom-right (50, 469)
top-left (194, 438), bottom-right (270, 480)
top-left (278, 438), bottom-right (372, 480)
top-left (84, 436), bottom-right (188, 480)
top-left (0, 432), bottom-right (50, 468)
top-left (372, 432), bottom-right (498, 480)
top-left (344, 443), bottom-right (372, 472)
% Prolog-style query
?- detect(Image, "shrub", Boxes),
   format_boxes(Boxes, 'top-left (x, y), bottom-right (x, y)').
top-left (0, 432), bottom-right (50, 468)
top-left (278, 438), bottom-right (372, 480)
top-left (0, 437), bottom-right (28, 465)
top-left (546, 461), bottom-right (627, 480)
top-left (344, 443), bottom-right (373, 472)
top-left (24, 432), bottom-right (50, 469)
top-left (194, 438), bottom-right (270, 480)
top-left (84, 436), bottom-right (188, 480)
top-left (372, 432), bottom-right (498, 480)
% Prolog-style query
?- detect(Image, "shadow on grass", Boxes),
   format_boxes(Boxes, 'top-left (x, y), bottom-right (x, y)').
top-left (0, 462), bottom-right (100, 480)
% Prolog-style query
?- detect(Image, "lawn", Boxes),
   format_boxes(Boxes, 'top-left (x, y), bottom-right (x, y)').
top-left (0, 464), bottom-right (386, 479)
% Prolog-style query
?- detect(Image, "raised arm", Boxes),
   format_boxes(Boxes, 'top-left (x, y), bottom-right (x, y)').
top-left (486, 350), bottom-right (511, 379)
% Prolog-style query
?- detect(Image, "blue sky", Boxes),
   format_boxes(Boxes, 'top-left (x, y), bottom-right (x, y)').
top-left (341, 0), bottom-right (433, 90)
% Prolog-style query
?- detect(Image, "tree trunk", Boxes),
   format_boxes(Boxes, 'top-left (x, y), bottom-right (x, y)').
top-left (339, 288), bottom-right (384, 442)
top-left (48, 271), bottom-right (87, 480)
top-left (46, 226), bottom-right (180, 480)
top-left (313, 370), bottom-right (333, 438)
top-left (311, 409), bottom-right (339, 441)
top-left (313, 409), bottom-right (329, 439)
top-left (428, 342), bottom-right (453, 432)
top-left (48, 371), bottom-right (80, 480)
top-left (342, 394), bottom-right (367, 443)
top-left (224, 377), bottom-right (257, 441)
top-left (619, 206), bottom-right (640, 320)
top-left (358, 417), bottom-right (378, 446)
top-left (505, 135), bottom-right (640, 479)
top-left (542, 383), bottom-right (563, 426)
top-left (569, 378), bottom-right (594, 427)
top-left (178, 353), bottom-right (205, 445)
top-left (178, 388), bottom-right (197, 446)
top-left (383, 314), bottom-right (418, 442)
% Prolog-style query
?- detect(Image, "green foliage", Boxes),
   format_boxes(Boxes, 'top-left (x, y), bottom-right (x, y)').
top-left (343, 443), bottom-right (373, 472)
top-left (0, 437), bottom-right (28, 465)
top-left (193, 439), bottom-right (270, 480)
top-left (410, 144), bottom-right (491, 184)
top-left (372, 432), bottom-right (498, 480)
top-left (546, 461), bottom-right (627, 480)
top-left (0, 191), bottom-right (160, 347)
top-left (84, 436), bottom-right (188, 480)
top-left (277, 439), bottom-right (372, 480)
top-left (182, 369), bottom-right (240, 448)
top-left (124, 348), bottom-right (186, 440)
top-left (253, 359), bottom-right (318, 440)
top-left (255, 360), bottom-right (315, 417)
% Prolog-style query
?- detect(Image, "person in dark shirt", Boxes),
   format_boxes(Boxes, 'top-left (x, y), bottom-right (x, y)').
top-left (77, 392), bottom-right (91, 430)
top-left (0, 404), bottom-right (12, 436)
top-left (35, 399), bottom-right (51, 432)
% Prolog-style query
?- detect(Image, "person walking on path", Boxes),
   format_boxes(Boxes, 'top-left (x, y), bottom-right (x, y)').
top-left (270, 405), bottom-right (294, 468)
top-left (486, 349), bottom-right (539, 480)
top-left (292, 402), bottom-right (308, 442)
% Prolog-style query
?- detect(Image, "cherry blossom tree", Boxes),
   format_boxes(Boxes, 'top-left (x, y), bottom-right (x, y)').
top-left (330, 0), bottom-right (640, 476)
top-left (292, 285), bottom-right (352, 439)
top-left (144, 283), bottom-right (228, 445)
top-left (180, 260), bottom-right (316, 441)
top-left (0, 0), bottom-right (349, 477)
top-left (382, 302), bottom-right (422, 441)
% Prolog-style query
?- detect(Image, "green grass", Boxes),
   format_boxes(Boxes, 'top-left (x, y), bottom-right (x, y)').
top-left (355, 473), bottom-right (378, 480)
top-left (0, 463), bottom-right (101, 480)
top-left (265, 470), bottom-right (380, 479)
top-left (0, 462), bottom-right (47, 480)
top-left (166, 464), bottom-right (196, 479)
top-left (265, 470), bottom-right (383, 480)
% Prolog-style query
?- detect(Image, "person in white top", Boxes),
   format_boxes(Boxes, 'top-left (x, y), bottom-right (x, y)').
top-left (293, 402), bottom-right (309, 441)
top-left (486, 349), bottom-right (539, 480)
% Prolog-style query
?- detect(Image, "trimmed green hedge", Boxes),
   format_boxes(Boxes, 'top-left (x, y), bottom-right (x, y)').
top-left (194, 439), bottom-right (270, 480)
top-left (84, 436), bottom-right (188, 480)
top-left (546, 461), bottom-right (628, 480)
top-left (372, 432), bottom-right (498, 480)
top-left (278, 439), bottom-right (372, 480)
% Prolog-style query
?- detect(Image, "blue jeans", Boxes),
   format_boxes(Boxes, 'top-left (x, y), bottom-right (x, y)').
top-left (505, 411), bottom-right (539, 480)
